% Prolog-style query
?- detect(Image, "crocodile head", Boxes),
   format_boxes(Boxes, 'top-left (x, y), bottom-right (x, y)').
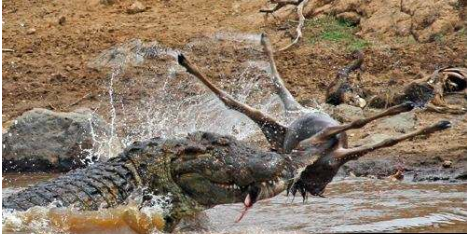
top-left (170, 132), bottom-right (295, 208)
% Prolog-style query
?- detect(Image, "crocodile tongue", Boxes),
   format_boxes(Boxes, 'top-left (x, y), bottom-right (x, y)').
top-left (235, 194), bottom-right (252, 223)
top-left (244, 193), bottom-right (253, 207)
top-left (236, 186), bottom-right (260, 222)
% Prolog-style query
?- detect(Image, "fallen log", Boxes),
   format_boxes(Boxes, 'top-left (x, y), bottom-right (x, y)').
top-left (278, 0), bottom-right (309, 51)
top-left (260, 0), bottom-right (309, 52)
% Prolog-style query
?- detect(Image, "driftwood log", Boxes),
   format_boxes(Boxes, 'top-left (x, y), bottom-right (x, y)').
top-left (260, 0), bottom-right (309, 51)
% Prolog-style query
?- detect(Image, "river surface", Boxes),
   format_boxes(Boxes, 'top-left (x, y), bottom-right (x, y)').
top-left (2, 173), bottom-right (467, 233)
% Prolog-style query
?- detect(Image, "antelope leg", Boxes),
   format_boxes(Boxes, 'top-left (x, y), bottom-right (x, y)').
top-left (325, 51), bottom-right (364, 105)
top-left (261, 33), bottom-right (303, 112)
top-left (178, 54), bottom-right (288, 151)
top-left (300, 101), bottom-right (415, 145)
top-left (333, 120), bottom-right (451, 163)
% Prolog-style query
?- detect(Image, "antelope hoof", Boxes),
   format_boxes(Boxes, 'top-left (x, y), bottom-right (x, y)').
top-left (400, 101), bottom-right (416, 111)
top-left (436, 120), bottom-right (452, 130)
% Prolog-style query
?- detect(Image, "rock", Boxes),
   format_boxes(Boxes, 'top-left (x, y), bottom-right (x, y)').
top-left (355, 133), bottom-right (391, 146)
top-left (356, 97), bottom-right (366, 108)
top-left (2, 108), bottom-right (121, 172)
top-left (303, 0), bottom-right (464, 42)
top-left (341, 159), bottom-right (399, 178)
top-left (379, 111), bottom-right (416, 133)
top-left (127, 1), bottom-right (146, 14)
top-left (412, 174), bottom-right (452, 182)
top-left (26, 28), bottom-right (36, 35)
top-left (58, 16), bottom-right (66, 26)
top-left (87, 0), bottom-right (115, 6)
top-left (331, 104), bottom-right (364, 122)
top-left (455, 170), bottom-right (467, 180)
top-left (336, 12), bottom-right (360, 25)
top-left (100, 0), bottom-right (116, 5)
top-left (442, 160), bottom-right (453, 168)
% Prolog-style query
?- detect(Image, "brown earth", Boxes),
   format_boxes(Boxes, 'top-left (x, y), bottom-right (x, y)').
top-left (300, 0), bottom-right (467, 42)
top-left (2, 0), bottom-right (467, 174)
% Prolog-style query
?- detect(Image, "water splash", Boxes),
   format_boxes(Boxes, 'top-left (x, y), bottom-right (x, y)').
top-left (108, 68), bottom-right (119, 153)
top-left (2, 204), bottom-right (166, 234)
top-left (87, 33), bottom-right (321, 151)
top-left (2, 184), bottom-right (173, 233)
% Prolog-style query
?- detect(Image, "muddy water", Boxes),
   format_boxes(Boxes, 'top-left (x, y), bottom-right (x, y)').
top-left (3, 174), bottom-right (466, 233)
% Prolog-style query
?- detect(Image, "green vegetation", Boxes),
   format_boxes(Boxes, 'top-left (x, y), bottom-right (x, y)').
top-left (305, 16), bottom-right (370, 51)
top-left (433, 33), bottom-right (445, 43)
top-left (457, 27), bottom-right (466, 37)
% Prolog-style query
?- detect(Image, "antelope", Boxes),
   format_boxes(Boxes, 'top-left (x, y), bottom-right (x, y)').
top-left (177, 33), bottom-right (451, 209)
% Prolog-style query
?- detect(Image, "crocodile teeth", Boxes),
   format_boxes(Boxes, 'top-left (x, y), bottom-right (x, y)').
top-left (218, 184), bottom-right (238, 190)
top-left (261, 182), bottom-right (267, 187)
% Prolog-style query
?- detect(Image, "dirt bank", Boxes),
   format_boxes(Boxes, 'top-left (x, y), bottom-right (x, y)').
top-left (2, 0), bottom-right (466, 173)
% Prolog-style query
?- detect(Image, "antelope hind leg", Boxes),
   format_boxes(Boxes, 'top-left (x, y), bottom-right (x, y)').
top-left (333, 120), bottom-right (452, 163)
top-left (426, 103), bottom-right (467, 114)
top-left (298, 101), bottom-right (415, 147)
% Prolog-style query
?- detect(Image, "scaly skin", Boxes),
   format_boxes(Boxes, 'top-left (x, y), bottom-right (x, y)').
top-left (3, 131), bottom-right (312, 232)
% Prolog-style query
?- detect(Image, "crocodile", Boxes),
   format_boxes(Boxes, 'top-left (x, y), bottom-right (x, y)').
top-left (3, 131), bottom-right (312, 232)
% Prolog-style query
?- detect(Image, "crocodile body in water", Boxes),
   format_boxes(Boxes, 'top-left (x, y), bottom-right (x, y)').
top-left (3, 131), bottom-right (308, 232)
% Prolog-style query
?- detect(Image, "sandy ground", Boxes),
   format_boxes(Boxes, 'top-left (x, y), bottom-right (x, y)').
top-left (2, 0), bottom-right (466, 173)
